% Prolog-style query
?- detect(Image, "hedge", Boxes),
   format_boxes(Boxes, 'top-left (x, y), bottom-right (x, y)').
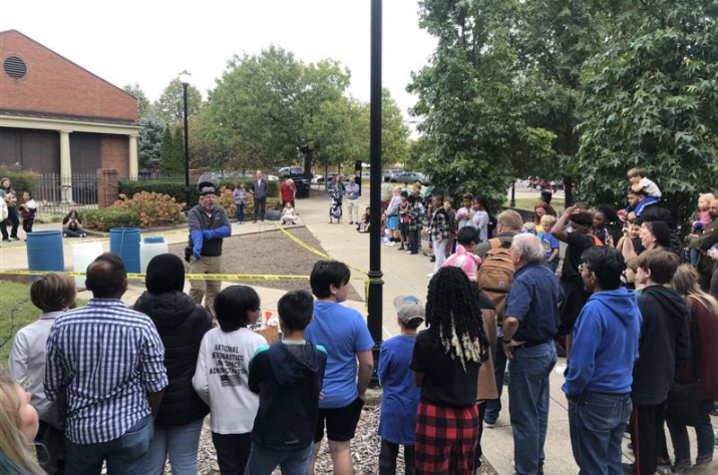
top-left (82, 209), bottom-right (141, 232)
top-left (0, 165), bottom-right (40, 198)
top-left (118, 179), bottom-right (280, 206)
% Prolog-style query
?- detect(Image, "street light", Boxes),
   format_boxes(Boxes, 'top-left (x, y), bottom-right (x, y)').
top-left (179, 70), bottom-right (192, 209)
top-left (367, 0), bottom-right (384, 387)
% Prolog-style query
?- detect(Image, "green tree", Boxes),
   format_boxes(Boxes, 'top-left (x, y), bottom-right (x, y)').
top-left (138, 113), bottom-right (165, 170)
top-left (576, 0), bottom-right (718, 224)
top-left (202, 46), bottom-right (352, 175)
top-left (123, 83), bottom-right (152, 118)
top-left (155, 78), bottom-right (202, 126)
top-left (380, 90), bottom-right (410, 166)
top-left (159, 127), bottom-right (183, 175)
top-left (409, 0), bottom-right (555, 212)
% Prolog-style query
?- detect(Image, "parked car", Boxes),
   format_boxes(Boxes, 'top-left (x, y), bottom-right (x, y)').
top-left (382, 169), bottom-right (402, 180)
top-left (278, 166), bottom-right (311, 198)
top-left (315, 172), bottom-right (345, 184)
top-left (390, 171), bottom-right (430, 185)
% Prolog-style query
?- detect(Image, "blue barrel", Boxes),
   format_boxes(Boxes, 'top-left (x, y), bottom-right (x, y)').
top-left (110, 227), bottom-right (141, 273)
top-left (27, 231), bottom-right (65, 276)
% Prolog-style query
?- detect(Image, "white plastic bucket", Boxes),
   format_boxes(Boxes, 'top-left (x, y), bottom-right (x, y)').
top-left (140, 237), bottom-right (169, 276)
top-left (71, 242), bottom-right (104, 289)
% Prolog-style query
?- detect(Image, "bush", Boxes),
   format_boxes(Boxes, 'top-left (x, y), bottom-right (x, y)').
top-left (111, 191), bottom-right (186, 228)
top-left (0, 165), bottom-right (40, 197)
top-left (118, 179), bottom-right (280, 206)
top-left (83, 209), bottom-right (141, 231)
top-left (216, 186), bottom-right (280, 219)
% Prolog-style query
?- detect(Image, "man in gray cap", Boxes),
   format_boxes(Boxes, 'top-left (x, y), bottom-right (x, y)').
top-left (187, 181), bottom-right (231, 315)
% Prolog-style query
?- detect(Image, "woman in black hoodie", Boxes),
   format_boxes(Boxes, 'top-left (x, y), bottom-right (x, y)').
top-left (135, 253), bottom-right (212, 475)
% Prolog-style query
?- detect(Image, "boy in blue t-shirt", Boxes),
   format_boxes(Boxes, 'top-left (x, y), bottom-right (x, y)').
top-left (378, 296), bottom-right (424, 475)
top-left (246, 290), bottom-right (327, 475)
top-left (304, 260), bottom-right (375, 475)
top-left (539, 214), bottom-right (560, 273)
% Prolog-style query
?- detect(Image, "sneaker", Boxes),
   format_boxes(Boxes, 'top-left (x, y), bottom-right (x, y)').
top-left (1, 238), bottom-right (9, 242)
top-left (426, 272), bottom-right (435, 278)
top-left (554, 364), bottom-right (567, 376)
top-left (10, 236), bottom-right (19, 241)
top-left (388, 241), bottom-right (395, 247)
top-left (404, 250), bottom-right (412, 254)
top-left (397, 246), bottom-right (405, 251)
top-left (484, 421), bottom-right (496, 429)
top-left (349, 221), bottom-right (354, 225)
top-left (81, 233), bottom-right (87, 238)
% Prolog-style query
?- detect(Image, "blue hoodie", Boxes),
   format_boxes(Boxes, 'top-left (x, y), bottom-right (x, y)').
top-left (562, 288), bottom-right (642, 396)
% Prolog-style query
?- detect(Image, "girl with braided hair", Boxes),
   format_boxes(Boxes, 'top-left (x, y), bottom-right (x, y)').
top-left (410, 267), bottom-right (489, 475)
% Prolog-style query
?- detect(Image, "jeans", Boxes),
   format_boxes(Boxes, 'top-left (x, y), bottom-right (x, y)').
top-left (569, 392), bottom-right (631, 475)
top-left (143, 419), bottom-right (204, 475)
top-left (666, 398), bottom-right (715, 469)
top-left (484, 334), bottom-right (508, 424)
top-left (432, 239), bottom-right (447, 272)
top-left (1, 206), bottom-right (19, 239)
top-left (547, 258), bottom-right (559, 274)
top-left (379, 439), bottom-right (415, 475)
top-left (508, 341), bottom-right (557, 475)
top-left (65, 415), bottom-right (153, 475)
top-left (243, 442), bottom-right (314, 475)
top-left (409, 229), bottom-right (420, 253)
top-left (212, 431), bottom-right (252, 475)
top-left (254, 196), bottom-right (266, 222)
top-left (237, 202), bottom-right (245, 223)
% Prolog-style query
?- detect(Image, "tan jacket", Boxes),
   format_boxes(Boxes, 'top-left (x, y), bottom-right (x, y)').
top-left (477, 308), bottom-right (499, 401)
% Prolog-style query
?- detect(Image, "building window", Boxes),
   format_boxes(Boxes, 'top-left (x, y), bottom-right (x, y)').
top-left (4, 56), bottom-right (27, 80)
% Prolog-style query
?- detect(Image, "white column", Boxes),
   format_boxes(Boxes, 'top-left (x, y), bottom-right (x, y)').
top-left (59, 130), bottom-right (73, 203)
top-left (128, 134), bottom-right (139, 178)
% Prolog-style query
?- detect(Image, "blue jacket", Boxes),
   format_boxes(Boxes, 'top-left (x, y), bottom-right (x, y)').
top-left (562, 288), bottom-right (642, 396)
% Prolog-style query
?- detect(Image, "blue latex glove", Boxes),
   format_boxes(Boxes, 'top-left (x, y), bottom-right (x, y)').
top-left (191, 230), bottom-right (204, 261)
top-left (203, 225), bottom-right (231, 241)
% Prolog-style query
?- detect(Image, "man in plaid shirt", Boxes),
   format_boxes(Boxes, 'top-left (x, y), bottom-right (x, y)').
top-left (45, 253), bottom-right (168, 475)
top-left (424, 194), bottom-right (449, 277)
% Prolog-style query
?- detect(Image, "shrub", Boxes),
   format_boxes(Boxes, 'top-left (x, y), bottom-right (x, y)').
top-left (111, 191), bottom-right (186, 228)
top-left (83, 209), bottom-right (141, 231)
top-left (118, 179), bottom-right (280, 206)
top-left (213, 187), bottom-right (280, 219)
top-left (0, 165), bottom-right (40, 197)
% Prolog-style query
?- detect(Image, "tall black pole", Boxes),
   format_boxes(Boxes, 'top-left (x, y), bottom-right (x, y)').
top-left (367, 0), bottom-right (384, 387)
top-left (510, 180), bottom-right (516, 208)
top-left (182, 82), bottom-right (191, 208)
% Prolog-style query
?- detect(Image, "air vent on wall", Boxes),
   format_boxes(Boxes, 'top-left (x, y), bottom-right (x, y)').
top-left (4, 56), bottom-right (27, 80)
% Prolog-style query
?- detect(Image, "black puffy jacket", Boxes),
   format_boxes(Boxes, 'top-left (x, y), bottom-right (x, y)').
top-left (134, 290), bottom-right (212, 426)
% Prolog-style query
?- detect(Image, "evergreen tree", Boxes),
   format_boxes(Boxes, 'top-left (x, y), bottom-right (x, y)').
top-left (138, 114), bottom-right (165, 171)
top-left (159, 127), bottom-right (178, 175)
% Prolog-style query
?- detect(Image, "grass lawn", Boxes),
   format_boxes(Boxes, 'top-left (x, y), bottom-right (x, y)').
top-left (504, 197), bottom-right (565, 211)
top-left (0, 281), bottom-right (86, 363)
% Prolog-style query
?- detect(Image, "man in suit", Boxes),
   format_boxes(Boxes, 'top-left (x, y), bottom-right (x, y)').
top-left (250, 170), bottom-right (268, 223)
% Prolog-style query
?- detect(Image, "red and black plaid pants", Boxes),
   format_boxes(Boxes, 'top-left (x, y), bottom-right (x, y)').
top-left (415, 402), bottom-right (480, 475)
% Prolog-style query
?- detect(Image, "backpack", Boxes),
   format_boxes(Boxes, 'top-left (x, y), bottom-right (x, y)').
top-left (476, 238), bottom-right (515, 324)
top-left (587, 233), bottom-right (604, 247)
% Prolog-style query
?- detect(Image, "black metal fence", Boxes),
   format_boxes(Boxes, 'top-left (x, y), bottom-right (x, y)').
top-left (35, 174), bottom-right (98, 217)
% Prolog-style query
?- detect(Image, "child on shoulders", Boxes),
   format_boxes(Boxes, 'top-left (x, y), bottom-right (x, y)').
top-left (539, 215), bottom-right (560, 273)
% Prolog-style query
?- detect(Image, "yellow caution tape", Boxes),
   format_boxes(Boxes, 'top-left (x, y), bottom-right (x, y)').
top-left (274, 223), bottom-right (369, 276)
top-left (0, 269), bottom-right (312, 281)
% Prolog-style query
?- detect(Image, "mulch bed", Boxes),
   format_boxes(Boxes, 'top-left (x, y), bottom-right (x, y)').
top-left (168, 227), bottom-right (363, 301)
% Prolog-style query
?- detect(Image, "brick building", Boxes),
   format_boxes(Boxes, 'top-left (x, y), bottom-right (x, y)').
top-left (0, 30), bottom-right (140, 198)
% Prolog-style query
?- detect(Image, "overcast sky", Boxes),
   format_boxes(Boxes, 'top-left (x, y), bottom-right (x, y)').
top-left (2, 0), bottom-right (437, 126)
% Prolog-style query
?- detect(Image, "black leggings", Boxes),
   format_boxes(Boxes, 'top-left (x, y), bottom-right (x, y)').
top-left (22, 217), bottom-right (34, 234)
top-left (1, 206), bottom-right (20, 239)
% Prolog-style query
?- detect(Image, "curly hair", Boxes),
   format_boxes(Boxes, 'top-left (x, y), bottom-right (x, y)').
top-left (426, 267), bottom-right (488, 370)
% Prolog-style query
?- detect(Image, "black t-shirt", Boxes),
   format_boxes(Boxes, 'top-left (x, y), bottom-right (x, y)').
top-left (560, 232), bottom-right (595, 283)
top-left (410, 329), bottom-right (480, 407)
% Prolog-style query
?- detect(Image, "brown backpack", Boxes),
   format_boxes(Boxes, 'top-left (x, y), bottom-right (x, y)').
top-left (476, 238), bottom-right (515, 324)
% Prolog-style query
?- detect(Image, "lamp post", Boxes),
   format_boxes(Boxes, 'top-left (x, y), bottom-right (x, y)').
top-left (510, 180), bottom-right (516, 208)
top-left (367, 0), bottom-right (384, 387)
top-left (179, 70), bottom-right (192, 208)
